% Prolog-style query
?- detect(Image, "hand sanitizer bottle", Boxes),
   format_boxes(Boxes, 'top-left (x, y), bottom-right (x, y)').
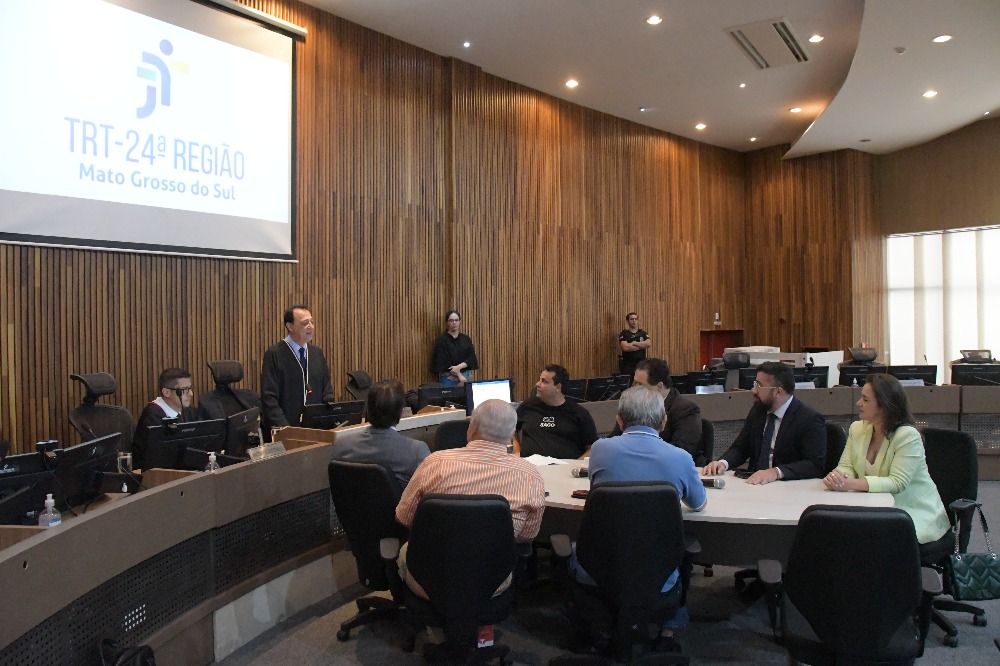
top-left (204, 452), bottom-right (220, 472)
top-left (38, 493), bottom-right (62, 527)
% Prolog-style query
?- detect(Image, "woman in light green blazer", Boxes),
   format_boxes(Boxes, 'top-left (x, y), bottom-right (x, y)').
top-left (823, 374), bottom-right (951, 556)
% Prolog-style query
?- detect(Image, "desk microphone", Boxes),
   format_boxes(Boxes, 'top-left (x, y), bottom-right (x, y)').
top-left (702, 477), bottom-right (725, 489)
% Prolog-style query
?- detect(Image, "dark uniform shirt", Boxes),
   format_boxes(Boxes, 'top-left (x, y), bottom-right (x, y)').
top-left (516, 396), bottom-right (599, 459)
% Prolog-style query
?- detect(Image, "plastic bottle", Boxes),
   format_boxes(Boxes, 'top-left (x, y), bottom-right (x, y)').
top-left (38, 493), bottom-right (61, 527)
top-left (205, 451), bottom-right (220, 472)
top-left (851, 378), bottom-right (859, 388)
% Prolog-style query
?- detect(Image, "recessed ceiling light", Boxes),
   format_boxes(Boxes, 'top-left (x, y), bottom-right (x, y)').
top-left (985, 111), bottom-right (991, 116)
top-left (639, 107), bottom-right (648, 112)
top-left (565, 79), bottom-right (579, 88)
top-left (789, 107), bottom-right (802, 113)
top-left (739, 82), bottom-right (746, 88)
top-left (808, 34), bottom-right (824, 43)
top-left (923, 90), bottom-right (938, 98)
top-left (695, 123), bottom-right (707, 130)
top-left (932, 35), bottom-right (952, 43)
top-left (463, 41), bottom-right (471, 48)
top-left (646, 15), bottom-right (662, 25)
top-left (749, 137), bottom-right (757, 142)
top-left (859, 139), bottom-right (871, 143)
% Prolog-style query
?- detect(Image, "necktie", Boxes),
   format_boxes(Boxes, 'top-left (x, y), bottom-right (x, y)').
top-left (756, 413), bottom-right (778, 471)
top-left (298, 346), bottom-right (307, 373)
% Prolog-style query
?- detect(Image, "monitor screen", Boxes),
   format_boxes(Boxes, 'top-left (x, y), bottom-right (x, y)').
top-left (837, 365), bottom-right (886, 387)
top-left (887, 365), bottom-right (938, 386)
top-left (415, 386), bottom-right (467, 410)
top-left (301, 401), bottom-right (365, 429)
top-left (464, 379), bottom-right (512, 416)
top-left (224, 406), bottom-right (260, 456)
top-left (561, 378), bottom-right (587, 401)
top-left (950, 364), bottom-right (1000, 386)
top-left (584, 376), bottom-right (630, 401)
top-left (683, 371), bottom-right (725, 394)
top-left (737, 367), bottom-right (759, 391)
top-left (142, 419), bottom-right (225, 470)
top-left (0, 451), bottom-right (57, 525)
top-left (793, 366), bottom-right (829, 389)
top-left (54, 432), bottom-right (121, 508)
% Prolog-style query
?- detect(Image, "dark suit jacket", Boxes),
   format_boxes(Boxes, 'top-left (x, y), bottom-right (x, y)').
top-left (720, 396), bottom-right (826, 480)
top-left (330, 427), bottom-right (430, 488)
top-left (260, 341), bottom-right (335, 434)
top-left (609, 387), bottom-right (704, 462)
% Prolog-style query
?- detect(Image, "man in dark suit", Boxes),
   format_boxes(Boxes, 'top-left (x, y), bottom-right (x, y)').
top-left (330, 379), bottom-right (430, 488)
top-left (703, 361), bottom-right (826, 484)
top-left (609, 358), bottom-right (704, 464)
top-left (260, 305), bottom-right (335, 440)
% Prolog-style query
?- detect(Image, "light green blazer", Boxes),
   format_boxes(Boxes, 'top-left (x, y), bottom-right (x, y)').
top-left (837, 421), bottom-right (950, 544)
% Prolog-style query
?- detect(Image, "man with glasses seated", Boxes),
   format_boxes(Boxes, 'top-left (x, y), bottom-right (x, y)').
top-left (703, 361), bottom-right (826, 484)
top-left (132, 367), bottom-right (198, 470)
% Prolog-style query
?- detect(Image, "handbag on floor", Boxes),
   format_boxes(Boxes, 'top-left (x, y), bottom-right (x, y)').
top-left (945, 499), bottom-right (1000, 602)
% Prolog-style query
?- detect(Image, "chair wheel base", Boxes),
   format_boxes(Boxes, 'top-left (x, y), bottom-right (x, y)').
top-left (973, 614), bottom-right (987, 627)
top-left (943, 635), bottom-right (958, 648)
top-left (336, 629), bottom-right (350, 642)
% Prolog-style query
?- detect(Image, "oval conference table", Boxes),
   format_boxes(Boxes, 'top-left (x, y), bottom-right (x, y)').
top-left (535, 462), bottom-right (894, 566)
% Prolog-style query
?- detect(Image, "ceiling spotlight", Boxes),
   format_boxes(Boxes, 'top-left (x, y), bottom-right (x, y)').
top-left (639, 107), bottom-right (648, 112)
top-left (985, 111), bottom-right (991, 116)
top-left (646, 15), bottom-right (662, 25)
top-left (808, 34), bottom-right (824, 43)
top-left (789, 107), bottom-right (802, 113)
top-left (750, 137), bottom-right (757, 142)
top-left (565, 79), bottom-right (579, 88)
top-left (859, 139), bottom-right (871, 143)
top-left (695, 123), bottom-right (707, 130)
top-left (463, 41), bottom-right (471, 48)
top-left (932, 35), bottom-right (952, 43)
top-left (739, 82), bottom-right (746, 88)
top-left (923, 90), bottom-right (938, 98)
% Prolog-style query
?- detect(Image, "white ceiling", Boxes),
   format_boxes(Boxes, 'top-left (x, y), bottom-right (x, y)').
top-left (301, 0), bottom-right (1000, 156)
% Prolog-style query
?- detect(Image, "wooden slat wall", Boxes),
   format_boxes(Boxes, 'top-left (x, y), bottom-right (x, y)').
top-left (0, 0), bottom-right (881, 452)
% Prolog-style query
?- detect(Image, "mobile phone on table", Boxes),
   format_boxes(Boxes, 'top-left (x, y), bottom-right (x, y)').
top-left (733, 469), bottom-right (754, 480)
top-left (571, 489), bottom-right (590, 499)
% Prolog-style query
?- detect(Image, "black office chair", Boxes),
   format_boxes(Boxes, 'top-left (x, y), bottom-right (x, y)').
top-left (68, 372), bottom-right (135, 453)
top-left (554, 482), bottom-right (693, 664)
top-left (399, 493), bottom-right (516, 664)
top-left (696, 419), bottom-right (714, 468)
top-left (433, 418), bottom-right (471, 452)
top-left (759, 505), bottom-right (940, 665)
top-left (196, 360), bottom-right (262, 421)
top-left (327, 460), bottom-right (409, 642)
top-left (922, 427), bottom-right (986, 646)
top-left (346, 370), bottom-right (373, 402)
top-left (823, 422), bottom-right (847, 474)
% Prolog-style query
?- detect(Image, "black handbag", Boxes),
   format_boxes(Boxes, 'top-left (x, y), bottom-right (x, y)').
top-left (945, 500), bottom-right (1000, 602)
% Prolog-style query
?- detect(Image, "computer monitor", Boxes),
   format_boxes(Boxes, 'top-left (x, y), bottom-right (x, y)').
top-left (684, 371), bottom-right (725, 394)
top-left (793, 366), bottom-right (829, 389)
top-left (887, 365), bottom-right (938, 386)
top-left (669, 374), bottom-right (689, 395)
top-left (837, 364), bottom-right (886, 387)
top-left (224, 406), bottom-right (260, 457)
top-left (950, 364), bottom-right (1000, 386)
top-left (0, 450), bottom-right (57, 525)
top-left (142, 419), bottom-right (225, 470)
top-left (301, 401), bottom-right (365, 429)
top-left (737, 367), bottom-right (759, 390)
top-left (54, 432), bottom-right (121, 508)
top-left (561, 378), bottom-right (587, 402)
top-left (584, 376), bottom-right (630, 401)
top-left (414, 386), bottom-right (466, 411)
top-left (464, 379), bottom-right (513, 415)
top-left (959, 349), bottom-right (994, 363)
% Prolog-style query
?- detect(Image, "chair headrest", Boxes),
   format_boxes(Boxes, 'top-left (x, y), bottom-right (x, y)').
top-left (346, 370), bottom-right (373, 390)
top-left (207, 360), bottom-right (244, 385)
top-left (723, 352), bottom-right (751, 369)
top-left (847, 347), bottom-right (878, 364)
top-left (70, 372), bottom-right (118, 404)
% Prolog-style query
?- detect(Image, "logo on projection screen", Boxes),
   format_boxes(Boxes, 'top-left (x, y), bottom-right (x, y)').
top-left (136, 39), bottom-right (187, 119)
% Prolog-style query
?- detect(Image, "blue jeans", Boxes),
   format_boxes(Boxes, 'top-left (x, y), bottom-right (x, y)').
top-left (439, 371), bottom-right (471, 386)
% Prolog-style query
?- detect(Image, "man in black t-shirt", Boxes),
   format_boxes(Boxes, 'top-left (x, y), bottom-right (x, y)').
top-left (515, 364), bottom-right (598, 460)
top-left (618, 311), bottom-right (651, 378)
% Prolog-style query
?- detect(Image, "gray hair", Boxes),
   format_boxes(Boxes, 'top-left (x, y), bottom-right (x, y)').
top-left (469, 399), bottom-right (517, 445)
top-left (617, 385), bottom-right (665, 429)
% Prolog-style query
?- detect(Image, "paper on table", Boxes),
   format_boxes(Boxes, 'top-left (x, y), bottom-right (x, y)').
top-left (525, 455), bottom-right (567, 466)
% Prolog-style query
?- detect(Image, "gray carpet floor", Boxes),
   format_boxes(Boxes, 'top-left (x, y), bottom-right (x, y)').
top-left (219, 482), bottom-right (1000, 665)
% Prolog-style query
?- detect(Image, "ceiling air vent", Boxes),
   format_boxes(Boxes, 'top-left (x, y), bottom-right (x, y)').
top-left (727, 18), bottom-right (810, 70)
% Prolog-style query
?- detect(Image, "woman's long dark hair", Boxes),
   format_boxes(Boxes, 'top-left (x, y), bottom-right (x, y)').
top-left (865, 373), bottom-right (915, 435)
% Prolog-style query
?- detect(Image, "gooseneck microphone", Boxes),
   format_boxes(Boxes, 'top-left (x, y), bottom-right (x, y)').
top-left (701, 477), bottom-right (726, 489)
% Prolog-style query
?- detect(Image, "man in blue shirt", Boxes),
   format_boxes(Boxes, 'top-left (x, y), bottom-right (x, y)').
top-left (577, 385), bottom-right (707, 651)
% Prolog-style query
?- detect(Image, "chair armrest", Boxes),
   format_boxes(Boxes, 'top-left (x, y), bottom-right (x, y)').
top-left (550, 534), bottom-right (572, 560)
top-left (380, 537), bottom-right (400, 561)
top-left (684, 535), bottom-right (702, 559)
top-left (757, 559), bottom-right (782, 586)
top-left (921, 566), bottom-right (943, 596)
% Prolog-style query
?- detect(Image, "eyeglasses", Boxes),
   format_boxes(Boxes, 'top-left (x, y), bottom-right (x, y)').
top-left (752, 381), bottom-right (778, 391)
top-left (447, 318), bottom-right (460, 323)
top-left (173, 386), bottom-right (194, 394)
